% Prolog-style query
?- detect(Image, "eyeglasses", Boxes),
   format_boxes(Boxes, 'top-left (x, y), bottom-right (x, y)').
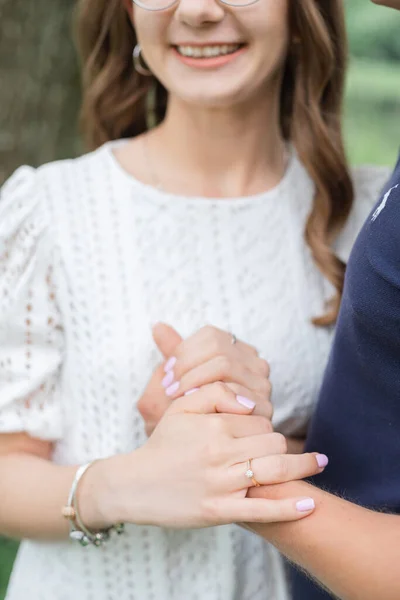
top-left (133, 0), bottom-right (260, 11)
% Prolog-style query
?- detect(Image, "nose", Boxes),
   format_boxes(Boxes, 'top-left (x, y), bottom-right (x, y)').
top-left (176, 0), bottom-right (225, 28)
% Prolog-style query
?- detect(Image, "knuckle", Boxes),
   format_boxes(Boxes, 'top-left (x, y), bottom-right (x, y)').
top-left (255, 416), bottom-right (273, 433)
top-left (204, 326), bottom-right (226, 355)
top-left (242, 501), bottom-right (266, 523)
top-left (261, 399), bottom-right (274, 421)
top-left (208, 415), bottom-right (227, 436)
top-left (211, 380), bottom-right (230, 399)
top-left (306, 453), bottom-right (319, 471)
top-left (203, 325), bottom-right (219, 344)
top-left (166, 395), bottom-right (184, 415)
top-left (259, 378), bottom-right (272, 398)
top-left (267, 405), bottom-right (274, 421)
top-left (206, 418), bottom-right (232, 451)
top-left (270, 432), bottom-right (288, 454)
top-left (136, 395), bottom-right (146, 413)
top-left (262, 417), bottom-right (274, 433)
top-left (258, 359), bottom-right (270, 377)
top-left (242, 342), bottom-right (259, 357)
top-left (269, 455), bottom-right (289, 483)
top-left (204, 436), bottom-right (227, 466)
top-left (209, 338), bottom-right (221, 356)
top-left (137, 397), bottom-right (153, 419)
top-left (201, 496), bottom-right (222, 525)
top-left (202, 324), bottom-right (216, 337)
top-left (204, 468), bottom-right (224, 496)
top-left (215, 354), bottom-right (231, 378)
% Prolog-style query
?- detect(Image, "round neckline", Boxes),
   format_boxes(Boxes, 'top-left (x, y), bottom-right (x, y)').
top-left (102, 137), bottom-right (299, 207)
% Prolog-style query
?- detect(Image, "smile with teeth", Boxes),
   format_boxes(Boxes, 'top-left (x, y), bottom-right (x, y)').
top-left (175, 44), bottom-right (243, 58)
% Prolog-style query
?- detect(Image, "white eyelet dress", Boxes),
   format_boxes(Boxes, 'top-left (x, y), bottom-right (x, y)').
top-left (0, 140), bottom-right (390, 600)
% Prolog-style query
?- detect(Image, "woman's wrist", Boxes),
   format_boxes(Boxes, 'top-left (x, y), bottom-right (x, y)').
top-left (76, 454), bottom-right (127, 529)
top-left (77, 448), bottom-right (152, 529)
top-left (75, 457), bottom-right (117, 530)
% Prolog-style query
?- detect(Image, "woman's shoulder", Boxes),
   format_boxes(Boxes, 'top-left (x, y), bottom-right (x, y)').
top-left (1, 144), bottom-right (110, 224)
top-left (0, 164), bottom-right (48, 249)
top-left (2, 143), bottom-right (107, 189)
top-left (0, 146), bottom-right (109, 258)
top-left (37, 143), bottom-right (110, 192)
top-left (334, 164), bottom-right (392, 262)
top-left (3, 142), bottom-right (109, 186)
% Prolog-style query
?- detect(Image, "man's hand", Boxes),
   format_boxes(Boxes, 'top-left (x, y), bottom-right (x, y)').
top-left (137, 323), bottom-right (273, 436)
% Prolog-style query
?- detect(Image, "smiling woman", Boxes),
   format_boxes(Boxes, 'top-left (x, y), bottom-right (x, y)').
top-left (78, 0), bottom-right (353, 325)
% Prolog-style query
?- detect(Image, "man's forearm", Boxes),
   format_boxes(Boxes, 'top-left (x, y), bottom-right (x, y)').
top-left (248, 481), bottom-right (400, 600)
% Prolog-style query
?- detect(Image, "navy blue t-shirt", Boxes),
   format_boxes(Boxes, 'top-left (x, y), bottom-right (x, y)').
top-left (291, 155), bottom-right (400, 599)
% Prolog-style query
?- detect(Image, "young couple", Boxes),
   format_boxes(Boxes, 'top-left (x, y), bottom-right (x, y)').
top-left (0, 0), bottom-right (398, 599)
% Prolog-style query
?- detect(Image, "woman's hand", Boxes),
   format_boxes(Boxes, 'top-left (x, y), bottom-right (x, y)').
top-left (138, 323), bottom-right (272, 436)
top-left (103, 383), bottom-right (326, 529)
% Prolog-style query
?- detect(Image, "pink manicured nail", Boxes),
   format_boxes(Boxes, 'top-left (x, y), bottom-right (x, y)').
top-left (166, 381), bottom-right (180, 396)
top-left (316, 454), bottom-right (329, 468)
top-left (164, 357), bottom-right (177, 373)
top-left (162, 370), bottom-right (174, 388)
top-left (296, 498), bottom-right (315, 512)
top-left (236, 395), bottom-right (256, 410)
top-left (184, 388), bottom-right (199, 396)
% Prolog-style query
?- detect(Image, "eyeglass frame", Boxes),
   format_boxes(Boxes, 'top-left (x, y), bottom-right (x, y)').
top-left (133, 0), bottom-right (260, 12)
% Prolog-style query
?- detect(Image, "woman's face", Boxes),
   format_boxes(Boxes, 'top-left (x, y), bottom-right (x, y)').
top-left (127, 0), bottom-right (290, 108)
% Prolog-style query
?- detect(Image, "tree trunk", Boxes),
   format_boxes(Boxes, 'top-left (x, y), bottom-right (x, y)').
top-left (0, 2), bottom-right (82, 590)
top-left (0, 0), bottom-right (82, 184)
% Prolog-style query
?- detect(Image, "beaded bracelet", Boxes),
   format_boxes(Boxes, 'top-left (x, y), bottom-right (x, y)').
top-left (62, 460), bottom-right (125, 547)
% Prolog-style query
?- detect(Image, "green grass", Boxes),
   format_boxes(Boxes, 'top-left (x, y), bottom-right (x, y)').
top-left (0, 538), bottom-right (18, 599)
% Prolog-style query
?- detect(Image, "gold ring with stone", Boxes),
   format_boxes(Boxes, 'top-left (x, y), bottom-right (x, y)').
top-left (245, 458), bottom-right (261, 487)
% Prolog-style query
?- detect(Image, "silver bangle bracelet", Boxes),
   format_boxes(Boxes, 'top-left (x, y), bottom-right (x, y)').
top-left (63, 460), bottom-right (124, 547)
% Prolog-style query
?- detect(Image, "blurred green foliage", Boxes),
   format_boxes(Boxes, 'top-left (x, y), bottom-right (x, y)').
top-left (344, 1), bottom-right (400, 166)
top-left (0, 3), bottom-right (399, 599)
top-left (345, 58), bottom-right (399, 166)
top-left (346, 0), bottom-right (400, 61)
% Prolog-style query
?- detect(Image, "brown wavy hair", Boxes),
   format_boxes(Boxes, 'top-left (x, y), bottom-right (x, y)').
top-left (75, 0), bottom-right (354, 326)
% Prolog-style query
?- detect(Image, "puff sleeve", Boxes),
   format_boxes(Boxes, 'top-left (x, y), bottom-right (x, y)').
top-left (0, 166), bottom-right (64, 440)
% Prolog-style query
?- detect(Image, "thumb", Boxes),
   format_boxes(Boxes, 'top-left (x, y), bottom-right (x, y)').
top-left (152, 322), bottom-right (183, 359)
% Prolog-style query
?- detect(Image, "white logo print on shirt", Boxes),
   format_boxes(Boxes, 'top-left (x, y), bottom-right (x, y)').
top-left (371, 184), bottom-right (399, 222)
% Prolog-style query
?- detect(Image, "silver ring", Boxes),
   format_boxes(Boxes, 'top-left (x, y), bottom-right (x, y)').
top-left (231, 333), bottom-right (237, 345)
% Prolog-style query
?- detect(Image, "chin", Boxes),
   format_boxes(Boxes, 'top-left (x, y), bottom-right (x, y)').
top-left (183, 91), bottom-right (245, 108)
top-left (170, 79), bottom-right (258, 109)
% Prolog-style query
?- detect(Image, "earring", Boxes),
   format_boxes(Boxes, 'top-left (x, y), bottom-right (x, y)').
top-left (133, 44), bottom-right (153, 77)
